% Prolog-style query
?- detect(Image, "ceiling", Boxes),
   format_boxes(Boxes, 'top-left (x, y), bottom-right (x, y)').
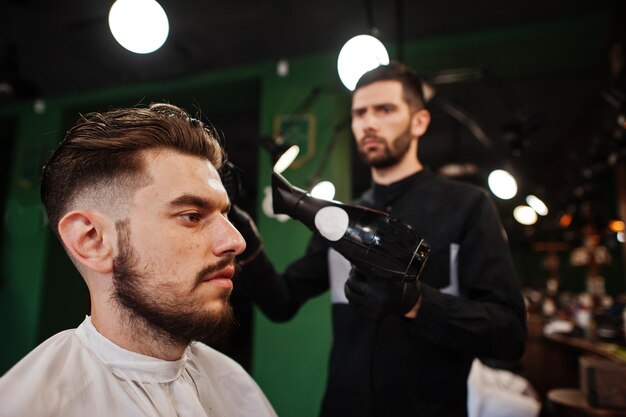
top-left (2, 0), bottom-right (625, 245)
top-left (0, 0), bottom-right (615, 97)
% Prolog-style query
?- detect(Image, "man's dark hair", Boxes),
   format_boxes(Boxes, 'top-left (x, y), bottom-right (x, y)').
top-left (354, 62), bottom-right (426, 110)
top-left (41, 103), bottom-right (225, 234)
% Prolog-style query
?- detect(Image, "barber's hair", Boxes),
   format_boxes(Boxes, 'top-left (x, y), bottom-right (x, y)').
top-left (41, 103), bottom-right (225, 233)
top-left (354, 62), bottom-right (426, 110)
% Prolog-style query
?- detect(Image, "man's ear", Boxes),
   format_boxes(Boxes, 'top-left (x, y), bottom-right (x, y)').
top-left (410, 109), bottom-right (431, 138)
top-left (58, 211), bottom-right (115, 274)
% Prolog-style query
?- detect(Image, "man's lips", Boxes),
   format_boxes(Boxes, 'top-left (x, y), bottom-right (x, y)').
top-left (203, 266), bottom-right (235, 282)
top-left (361, 137), bottom-right (384, 150)
top-left (201, 266), bottom-right (235, 288)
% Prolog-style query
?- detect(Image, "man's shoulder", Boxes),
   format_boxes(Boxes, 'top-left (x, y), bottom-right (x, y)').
top-left (423, 170), bottom-right (486, 199)
top-left (1, 329), bottom-right (78, 377)
top-left (355, 170), bottom-right (488, 202)
top-left (0, 328), bottom-right (94, 416)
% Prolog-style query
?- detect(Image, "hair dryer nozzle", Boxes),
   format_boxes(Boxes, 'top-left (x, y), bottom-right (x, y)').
top-left (271, 172), bottom-right (307, 216)
top-left (272, 172), bottom-right (329, 230)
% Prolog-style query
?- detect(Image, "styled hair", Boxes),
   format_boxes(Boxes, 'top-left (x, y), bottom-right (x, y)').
top-left (41, 103), bottom-right (225, 233)
top-left (354, 62), bottom-right (426, 110)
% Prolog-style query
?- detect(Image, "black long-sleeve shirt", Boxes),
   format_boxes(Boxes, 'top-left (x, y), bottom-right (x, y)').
top-left (242, 169), bottom-right (527, 417)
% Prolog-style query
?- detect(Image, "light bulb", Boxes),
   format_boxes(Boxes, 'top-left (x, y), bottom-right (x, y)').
top-left (526, 195), bottom-right (548, 216)
top-left (273, 145), bottom-right (300, 174)
top-left (513, 205), bottom-right (537, 225)
top-left (310, 181), bottom-right (336, 200)
top-left (337, 35), bottom-right (389, 91)
top-left (109, 0), bottom-right (169, 54)
top-left (488, 169), bottom-right (517, 200)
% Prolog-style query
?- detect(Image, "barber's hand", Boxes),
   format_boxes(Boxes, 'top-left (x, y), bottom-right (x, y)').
top-left (344, 268), bottom-right (422, 318)
top-left (228, 205), bottom-right (264, 265)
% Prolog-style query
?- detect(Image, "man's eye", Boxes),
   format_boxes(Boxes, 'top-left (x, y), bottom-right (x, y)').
top-left (180, 213), bottom-right (202, 223)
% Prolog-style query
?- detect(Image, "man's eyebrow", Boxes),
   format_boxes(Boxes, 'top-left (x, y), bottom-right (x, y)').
top-left (167, 193), bottom-right (227, 211)
top-left (374, 102), bottom-right (397, 108)
top-left (352, 102), bottom-right (396, 111)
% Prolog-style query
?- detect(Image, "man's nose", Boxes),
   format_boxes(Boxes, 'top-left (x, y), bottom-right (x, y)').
top-left (215, 217), bottom-right (246, 257)
top-left (361, 112), bottom-right (378, 132)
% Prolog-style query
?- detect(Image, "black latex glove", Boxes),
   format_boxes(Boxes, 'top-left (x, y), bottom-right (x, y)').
top-left (344, 268), bottom-right (422, 318)
top-left (228, 205), bottom-right (263, 264)
top-left (220, 161), bottom-right (242, 203)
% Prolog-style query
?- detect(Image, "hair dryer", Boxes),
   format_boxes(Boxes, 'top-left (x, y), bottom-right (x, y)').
top-left (272, 172), bottom-right (430, 281)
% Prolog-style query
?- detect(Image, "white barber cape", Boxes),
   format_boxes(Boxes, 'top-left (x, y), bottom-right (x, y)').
top-left (0, 316), bottom-right (277, 417)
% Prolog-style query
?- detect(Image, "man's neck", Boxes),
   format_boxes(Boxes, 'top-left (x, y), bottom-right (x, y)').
top-left (91, 301), bottom-right (187, 361)
top-left (371, 156), bottom-right (423, 185)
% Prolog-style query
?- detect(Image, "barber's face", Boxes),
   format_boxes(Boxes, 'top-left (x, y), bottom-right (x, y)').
top-left (112, 149), bottom-right (246, 345)
top-left (351, 80), bottom-right (414, 168)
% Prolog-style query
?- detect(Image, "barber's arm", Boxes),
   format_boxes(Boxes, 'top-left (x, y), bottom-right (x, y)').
top-left (229, 205), bottom-right (329, 322)
top-left (229, 205), bottom-right (264, 266)
top-left (415, 193), bottom-right (526, 360)
top-left (344, 192), bottom-right (527, 361)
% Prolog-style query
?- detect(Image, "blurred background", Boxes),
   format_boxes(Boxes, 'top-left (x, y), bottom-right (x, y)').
top-left (1, 1), bottom-right (625, 416)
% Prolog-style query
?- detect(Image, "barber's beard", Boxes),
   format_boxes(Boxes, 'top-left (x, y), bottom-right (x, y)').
top-left (112, 220), bottom-right (234, 348)
top-left (358, 125), bottom-right (412, 169)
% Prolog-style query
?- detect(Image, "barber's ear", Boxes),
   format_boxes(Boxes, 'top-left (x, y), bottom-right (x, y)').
top-left (57, 211), bottom-right (115, 274)
top-left (410, 109), bottom-right (431, 138)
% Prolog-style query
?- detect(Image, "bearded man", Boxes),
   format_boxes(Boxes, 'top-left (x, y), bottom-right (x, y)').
top-left (235, 62), bottom-right (527, 417)
top-left (0, 103), bottom-right (277, 417)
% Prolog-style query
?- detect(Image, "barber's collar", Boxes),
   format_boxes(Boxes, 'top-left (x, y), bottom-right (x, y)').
top-left (372, 169), bottom-right (428, 208)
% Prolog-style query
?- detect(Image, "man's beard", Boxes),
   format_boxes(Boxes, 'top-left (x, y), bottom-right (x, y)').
top-left (358, 125), bottom-right (412, 169)
top-left (112, 220), bottom-right (234, 347)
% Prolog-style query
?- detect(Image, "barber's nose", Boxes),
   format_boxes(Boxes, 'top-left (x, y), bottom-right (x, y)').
top-left (361, 112), bottom-right (378, 132)
top-left (215, 217), bottom-right (246, 257)
top-left (352, 111), bottom-right (377, 140)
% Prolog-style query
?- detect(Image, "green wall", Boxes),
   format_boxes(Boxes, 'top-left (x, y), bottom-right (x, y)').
top-left (0, 12), bottom-right (620, 417)
top-left (0, 106), bottom-right (65, 370)
top-left (252, 54), bottom-right (352, 416)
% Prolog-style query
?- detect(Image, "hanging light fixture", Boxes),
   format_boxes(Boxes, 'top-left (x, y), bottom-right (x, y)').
top-left (310, 180), bottom-right (336, 201)
top-left (513, 205), bottom-right (538, 225)
top-left (337, 35), bottom-right (389, 91)
top-left (109, 0), bottom-right (169, 54)
top-left (262, 137), bottom-right (300, 174)
top-left (487, 169), bottom-right (518, 200)
top-left (526, 195), bottom-right (548, 216)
